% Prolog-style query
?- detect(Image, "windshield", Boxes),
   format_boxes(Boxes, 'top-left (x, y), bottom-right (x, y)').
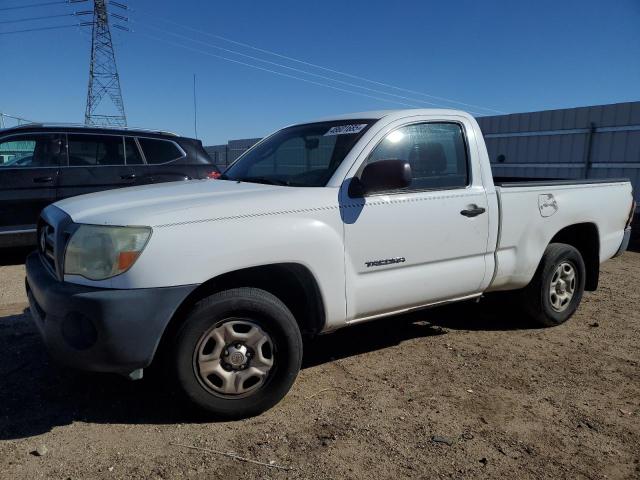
top-left (223, 120), bottom-right (374, 187)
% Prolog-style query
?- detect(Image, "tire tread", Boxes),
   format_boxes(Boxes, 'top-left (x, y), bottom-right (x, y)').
top-left (521, 242), bottom-right (586, 327)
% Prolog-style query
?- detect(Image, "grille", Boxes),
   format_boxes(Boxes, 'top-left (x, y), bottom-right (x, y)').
top-left (38, 220), bottom-right (56, 275)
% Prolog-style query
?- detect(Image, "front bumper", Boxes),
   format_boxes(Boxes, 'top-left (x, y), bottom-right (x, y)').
top-left (613, 226), bottom-right (632, 258)
top-left (25, 252), bottom-right (196, 375)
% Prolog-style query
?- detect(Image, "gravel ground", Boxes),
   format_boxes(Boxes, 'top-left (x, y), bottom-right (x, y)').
top-left (0, 248), bottom-right (638, 479)
top-left (0, 248), bottom-right (28, 307)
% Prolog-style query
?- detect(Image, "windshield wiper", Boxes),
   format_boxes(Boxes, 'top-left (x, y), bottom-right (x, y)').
top-left (236, 176), bottom-right (290, 186)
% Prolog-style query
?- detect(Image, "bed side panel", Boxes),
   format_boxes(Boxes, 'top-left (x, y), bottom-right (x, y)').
top-left (488, 181), bottom-right (632, 291)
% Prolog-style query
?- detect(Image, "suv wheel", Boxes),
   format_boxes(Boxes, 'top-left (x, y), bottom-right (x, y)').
top-left (173, 288), bottom-right (302, 419)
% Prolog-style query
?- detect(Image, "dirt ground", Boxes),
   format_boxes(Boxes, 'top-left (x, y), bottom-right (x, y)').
top-left (0, 248), bottom-right (639, 480)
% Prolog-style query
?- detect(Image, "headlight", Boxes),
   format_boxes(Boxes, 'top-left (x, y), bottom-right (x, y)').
top-left (64, 225), bottom-right (152, 280)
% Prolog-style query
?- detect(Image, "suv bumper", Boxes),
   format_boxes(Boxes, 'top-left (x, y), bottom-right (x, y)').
top-left (25, 252), bottom-right (195, 375)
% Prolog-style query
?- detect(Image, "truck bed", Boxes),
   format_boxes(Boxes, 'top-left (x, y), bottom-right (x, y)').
top-left (489, 178), bottom-right (632, 293)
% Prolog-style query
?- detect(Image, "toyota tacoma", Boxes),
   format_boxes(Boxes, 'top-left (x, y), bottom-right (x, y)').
top-left (25, 109), bottom-right (635, 418)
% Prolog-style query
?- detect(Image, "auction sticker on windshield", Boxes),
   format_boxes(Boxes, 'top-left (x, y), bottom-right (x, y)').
top-left (324, 124), bottom-right (368, 136)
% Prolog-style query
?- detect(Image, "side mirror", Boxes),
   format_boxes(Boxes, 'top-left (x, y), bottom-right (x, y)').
top-left (350, 159), bottom-right (412, 196)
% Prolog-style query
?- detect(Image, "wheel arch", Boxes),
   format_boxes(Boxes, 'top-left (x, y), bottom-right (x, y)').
top-left (549, 222), bottom-right (600, 291)
top-left (153, 263), bottom-right (326, 364)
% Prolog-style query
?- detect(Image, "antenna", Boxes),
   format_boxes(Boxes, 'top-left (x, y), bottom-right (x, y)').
top-left (84, 0), bottom-right (127, 127)
top-left (193, 73), bottom-right (198, 138)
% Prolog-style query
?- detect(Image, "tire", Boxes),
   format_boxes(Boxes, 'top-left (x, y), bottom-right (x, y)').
top-left (521, 243), bottom-right (586, 327)
top-left (172, 287), bottom-right (302, 419)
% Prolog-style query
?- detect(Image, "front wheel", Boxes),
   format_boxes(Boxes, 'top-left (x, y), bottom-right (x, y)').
top-left (521, 243), bottom-right (586, 327)
top-left (173, 288), bottom-right (302, 419)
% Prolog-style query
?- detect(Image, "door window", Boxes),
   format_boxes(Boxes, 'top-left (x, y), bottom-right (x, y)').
top-left (137, 138), bottom-right (183, 164)
top-left (366, 122), bottom-right (469, 190)
top-left (0, 134), bottom-right (63, 168)
top-left (67, 134), bottom-right (126, 166)
top-left (124, 137), bottom-right (144, 164)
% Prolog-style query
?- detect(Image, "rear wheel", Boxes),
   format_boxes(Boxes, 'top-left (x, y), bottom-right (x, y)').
top-left (521, 243), bottom-right (586, 327)
top-left (173, 288), bottom-right (302, 419)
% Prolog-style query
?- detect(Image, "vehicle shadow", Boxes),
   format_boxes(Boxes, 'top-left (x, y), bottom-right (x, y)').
top-left (0, 247), bottom-right (33, 267)
top-left (302, 298), bottom-right (535, 368)
top-left (629, 217), bottom-right (640, 252)
top-left (0, 300), bottom-right (533, 440)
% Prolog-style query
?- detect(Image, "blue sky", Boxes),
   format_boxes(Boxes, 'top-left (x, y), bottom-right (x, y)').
top-left (1, 0), bottom-right (639, 144)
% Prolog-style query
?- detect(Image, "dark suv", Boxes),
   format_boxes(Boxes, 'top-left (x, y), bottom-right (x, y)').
top-left (0, 124), bottom-right (220, 247)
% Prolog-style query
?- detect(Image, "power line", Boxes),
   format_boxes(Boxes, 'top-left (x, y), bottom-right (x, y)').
top-left (108, 1), bottom-right (129, 10)
top-left (0, 23), bottom-right (86, 35)
top-left (0, 12), bottom-right (86, 25)
top-left (0, 112), bottom-right (34, 128)
top-left (0, 0), bottom-right (86, 12)
top-left (136, 21), bottom-right (469, 112)
top-left (137, 32), bottom-right (421, 109)
top-left (139, 12), bottom-right (505, 114)
top-left (217, 36), bottom-right (507, 115)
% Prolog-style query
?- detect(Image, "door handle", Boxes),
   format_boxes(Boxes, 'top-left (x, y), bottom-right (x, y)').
top-left (460, 206), bottom-right (486, 217)
top-left (120, 174), bottom-right (137, 180)
top-left (33, 176), bottom-right (53, 183)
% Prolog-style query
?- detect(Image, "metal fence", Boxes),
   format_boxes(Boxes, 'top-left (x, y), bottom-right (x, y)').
top-left (476, 101), bottom-right (640, 203)
top-left (204, 138), bottom-right (262, 170)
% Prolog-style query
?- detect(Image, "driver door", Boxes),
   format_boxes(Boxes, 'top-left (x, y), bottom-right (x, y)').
top-left (344, 120), bottom-right (490, 321)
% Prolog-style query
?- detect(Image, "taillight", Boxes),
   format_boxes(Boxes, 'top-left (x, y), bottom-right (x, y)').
top-left (206, 171), bottom-right (221, 179)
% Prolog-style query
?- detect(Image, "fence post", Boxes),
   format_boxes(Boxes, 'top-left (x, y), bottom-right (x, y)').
top-left (583, 122), bottom-right (596, 179)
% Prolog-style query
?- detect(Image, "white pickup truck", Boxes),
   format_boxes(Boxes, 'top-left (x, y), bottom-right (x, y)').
top-left (26, 109), bottom-right (635, 418)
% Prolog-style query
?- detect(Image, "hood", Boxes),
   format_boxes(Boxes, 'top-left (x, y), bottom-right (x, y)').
top-left (54, 179), bottom-right (292, 227)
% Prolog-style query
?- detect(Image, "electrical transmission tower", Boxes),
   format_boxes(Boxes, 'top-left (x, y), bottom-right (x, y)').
top-left (84, 0), bottom-right (127, 127)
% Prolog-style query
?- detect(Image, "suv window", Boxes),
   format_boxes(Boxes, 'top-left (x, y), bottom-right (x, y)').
top-left (67, 134), bottom-right (125, 166)
top-left (138, 138), bottom-right (183, 164)
top-left (124, 137), bottom-right (144, 165)
top-left (366, 122), bottom-right (469, 190)
top-left (0, 134), bottom-right (63, 168)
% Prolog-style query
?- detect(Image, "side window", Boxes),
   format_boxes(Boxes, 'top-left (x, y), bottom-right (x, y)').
top-left (67, 134), bottom-right (125, 166)
top-left (137, 138), bottom-right (183, 164)
top-left (366, 123), bottom-right (469, 190)
top-left (124, 137), bottom-right (144, 165)
top-left (0, 134), bottom-right (63, 168)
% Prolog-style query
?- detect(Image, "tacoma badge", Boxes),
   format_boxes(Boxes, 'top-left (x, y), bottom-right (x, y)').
top-left (365, 257), bottom-right (406, 268)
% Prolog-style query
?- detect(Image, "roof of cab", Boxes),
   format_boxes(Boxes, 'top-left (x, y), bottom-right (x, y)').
top-left (309, 108), bottom-right (471, 123)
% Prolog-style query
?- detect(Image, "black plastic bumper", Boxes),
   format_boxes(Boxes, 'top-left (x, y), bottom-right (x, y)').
top-left (25, 252), bottom-right (196, 375)
top-left (613, 227), bottom-right (632, 258)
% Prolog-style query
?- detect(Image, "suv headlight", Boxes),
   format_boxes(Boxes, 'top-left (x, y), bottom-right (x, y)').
top-left (64, 225), bottom-right (152, 280)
